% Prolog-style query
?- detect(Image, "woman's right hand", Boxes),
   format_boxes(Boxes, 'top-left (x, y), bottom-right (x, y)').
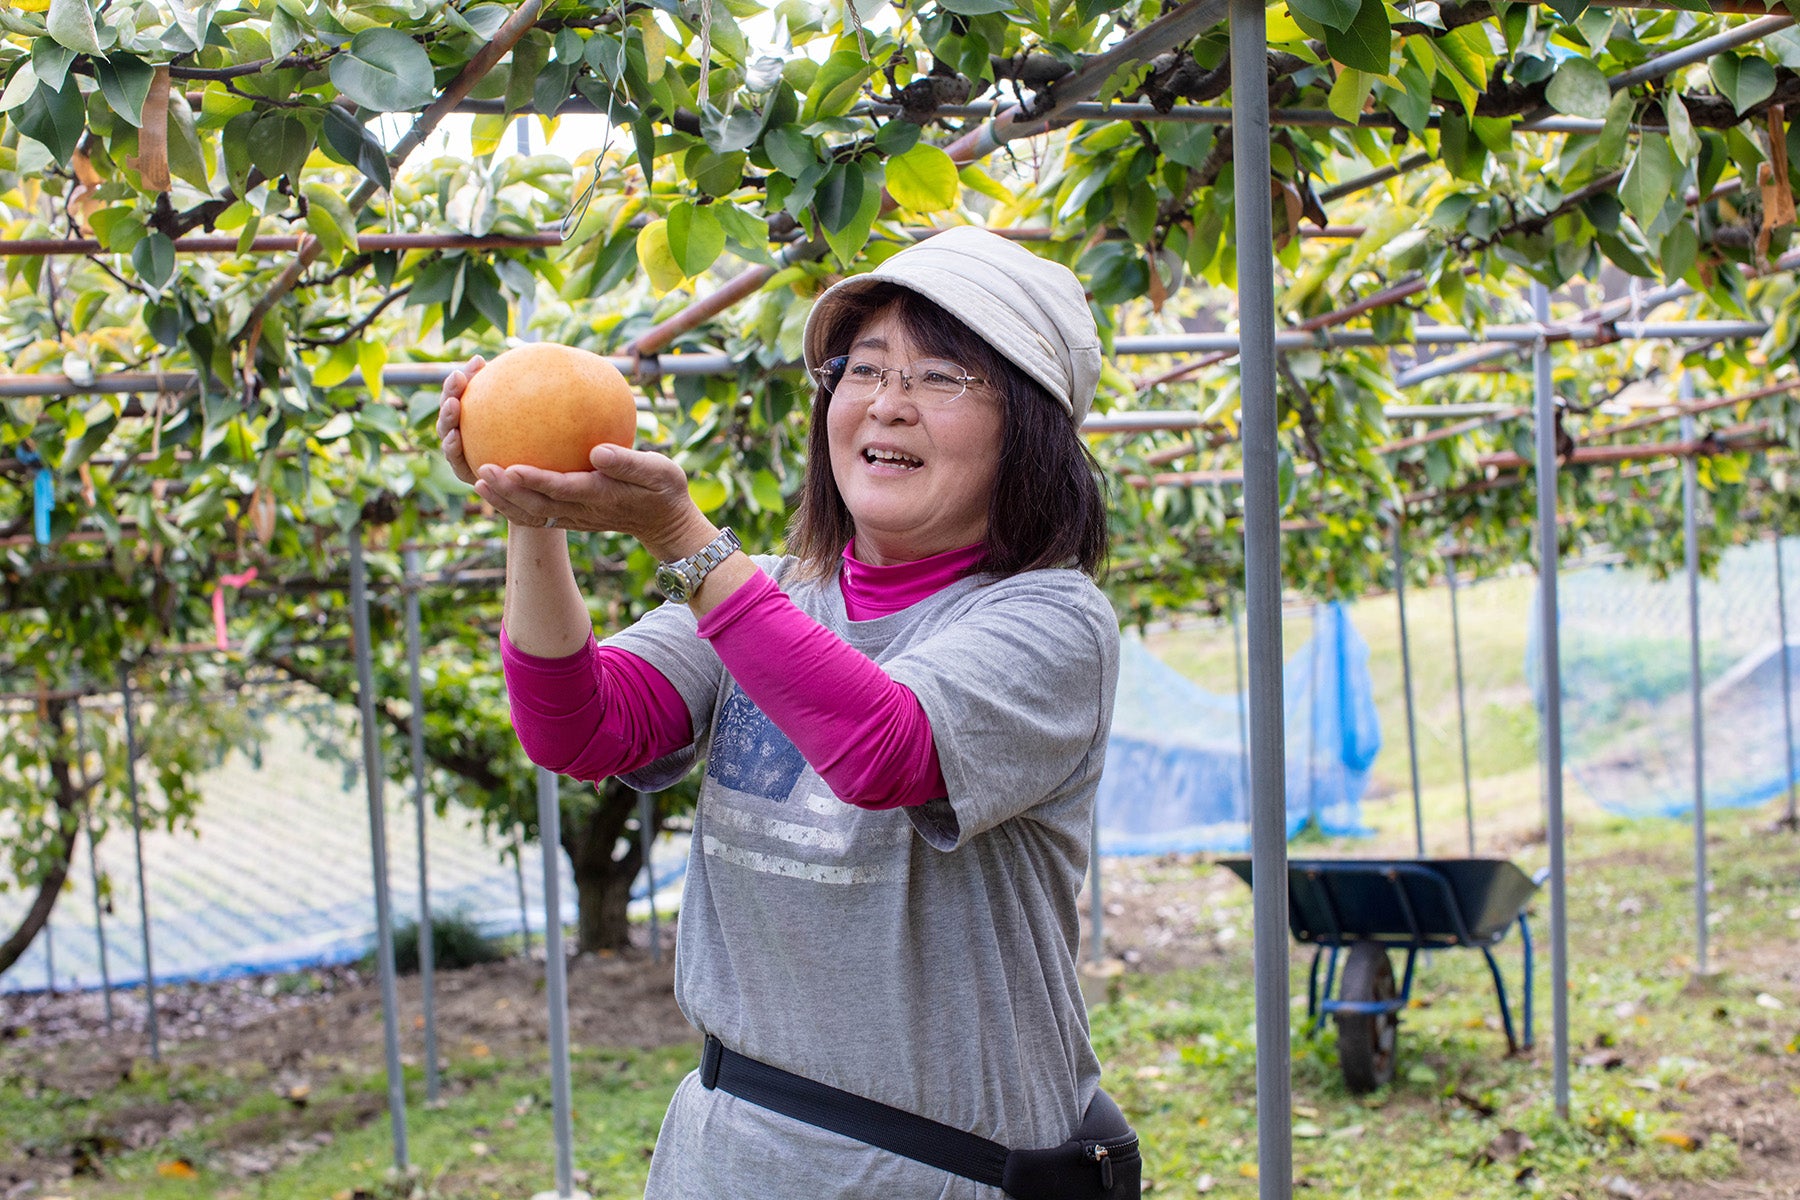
top-left (436, 355), bottom-right (484, 485)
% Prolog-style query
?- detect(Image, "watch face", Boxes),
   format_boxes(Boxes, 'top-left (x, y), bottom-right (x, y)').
top-left (655, 564), bottom-right (690, 601)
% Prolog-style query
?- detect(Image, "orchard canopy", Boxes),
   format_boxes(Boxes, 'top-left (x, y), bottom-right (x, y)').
top-left (4, 0), bottom-right (1800, 956)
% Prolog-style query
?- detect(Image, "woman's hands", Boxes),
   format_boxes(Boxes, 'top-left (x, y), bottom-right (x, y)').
top-left (437, 354), bottom-right (716, 562)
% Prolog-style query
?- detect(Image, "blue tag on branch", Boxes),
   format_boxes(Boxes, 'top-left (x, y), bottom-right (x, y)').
top-left (34, 468), bottom-right (53, 544)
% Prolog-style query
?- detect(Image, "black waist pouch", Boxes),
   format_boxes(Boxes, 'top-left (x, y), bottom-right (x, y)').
top-left (700, 1035), bottom-right (1142, 1199)
top-left (1001, 1088), bottom-right (1142, 1200)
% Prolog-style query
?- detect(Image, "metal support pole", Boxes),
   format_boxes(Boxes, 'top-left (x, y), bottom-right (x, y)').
top-left (403, 549), bottom-right (440, 1103)
top-left (118, 665), bottom-right (160, 1062)
top-left (638, 790), bottom-right (661, 965)
top-left (536, 767), bottom-right (577, 1199)
top-left (72, 700), bottom-right (114, 1028)
top-left (1531, 282), bottom-right (1571, 1120)
top-left (1446, 566), bottom-right (1476, 855)
top-left (1775, 534), bottom-right (1799, 827)
top-left (1230, 591), bottom-right (1250, 803)
top-left (1392, 517), bottom-right (1425, 855)
top-left (1231, 0), bottom-right (1292, 1191)
top-left (1089, 801), bottom-right (1104, 965)
top-left (1680, 385), bottom-right (1709, 976)
top-left (514, 822), bottom-right (532, 958)
top-left (348, 531), bottom-right (410, 1172)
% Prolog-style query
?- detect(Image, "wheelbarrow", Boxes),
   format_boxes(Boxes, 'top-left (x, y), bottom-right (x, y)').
top-left (1219, 857), bottom-right (1543, 1093)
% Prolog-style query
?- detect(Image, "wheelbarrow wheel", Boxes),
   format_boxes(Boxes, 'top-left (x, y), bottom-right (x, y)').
top-left (1335, 941), bottom-right (1399, 1094)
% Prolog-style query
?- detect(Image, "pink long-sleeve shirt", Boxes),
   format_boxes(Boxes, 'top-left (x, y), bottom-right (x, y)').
top-left (500, 541), bottom-right (986, 809)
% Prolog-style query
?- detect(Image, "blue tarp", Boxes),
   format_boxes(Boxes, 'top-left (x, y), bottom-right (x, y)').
top-left (1097, 603), bottom-right (1380, 854)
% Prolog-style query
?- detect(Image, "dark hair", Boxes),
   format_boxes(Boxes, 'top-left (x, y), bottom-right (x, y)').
top-left (787, 283), bottom-right (1109, 580)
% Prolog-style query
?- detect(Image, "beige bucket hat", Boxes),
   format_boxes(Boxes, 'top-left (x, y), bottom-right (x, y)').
top-left (801, 226), bottom-right (1102, 426)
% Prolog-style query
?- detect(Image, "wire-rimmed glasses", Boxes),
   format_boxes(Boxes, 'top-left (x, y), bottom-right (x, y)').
top-left (813, 355), bottom-right (986, 406)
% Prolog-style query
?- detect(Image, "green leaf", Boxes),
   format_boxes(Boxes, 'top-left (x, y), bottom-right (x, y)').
top-left (1711, 53), bottom-right (1776, 116)
top-left (884, 143), bottom-right (959, 212)
top-left (1323, 0), bottom-right (1391, 74)
top-left (246, 111), bottom-right (312, 182)
top-left (750, 468), bottom-right (784, 512)
top-left (506, 29), bottom-right (551, 117)
top-left (1291, 0), bottom-right (1360, 33)
top-left (1619, 135), bottom-right (1676, 224)
top-left (1597, 88), bottom-right (1633, 169)
top-left (636, 219), bottom-right (687, 291)
top-left (822, 161), bottom-right (883, 267)
top-left (301, 182), bottom-right (359, 263)
top-left (800, 49), bottom-right (877, 123)
top-left (1327, 67), bottom-right (1375, 125)
top-left (815, 161), bottom-right (865, 233)
top-left (166, 93), bottom-right (211, 193)
top-left (321, 105), bottom-right (393, 191)
top-left (1660, 220), bottom-right (1699, 283)
top-left (763, 124), bottom-right (816, 177)
top-left (131, 231), bottom-right (175, 291)
top-left (329, 28), bottom-right (437, 112)
top-left (1665, 94), bottom-right (1697, 163)
top-left (1544, 57), bottom-right (1608, 120)
top-left (874, 120), bottom-right (922, 159)
top-left (31, 41), bottom-right (75, 93)
top-left (1428, 25), bottom-right (1489, 115)
top-left (46, 0), bottom-right (103, 55)
top-left (15, 77), bottom-right (85, 163)
top-left (94, 54), bottom-right (154, 128)
top-left (700, 104), bottom-right (765, 154)
top-left (666, 202), bottom-right (726, 277)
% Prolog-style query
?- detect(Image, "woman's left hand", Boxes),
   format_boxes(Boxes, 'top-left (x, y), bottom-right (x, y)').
top-left (473, 443), bottom-right (713, 560)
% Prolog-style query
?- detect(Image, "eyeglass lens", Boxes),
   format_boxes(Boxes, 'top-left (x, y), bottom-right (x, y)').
top-left (828, 358), bottom-right (974, 401)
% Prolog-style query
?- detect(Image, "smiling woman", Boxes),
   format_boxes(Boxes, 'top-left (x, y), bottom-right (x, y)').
top-left (439, 225), bottom-right (1137, 1199)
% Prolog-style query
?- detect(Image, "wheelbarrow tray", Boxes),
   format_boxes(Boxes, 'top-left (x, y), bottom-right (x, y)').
top-left (1217, 857), bottom-right (1538, 949)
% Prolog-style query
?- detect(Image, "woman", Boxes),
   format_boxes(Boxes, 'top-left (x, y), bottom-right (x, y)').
top-left (438, 226), bottom-right (1137, 1199)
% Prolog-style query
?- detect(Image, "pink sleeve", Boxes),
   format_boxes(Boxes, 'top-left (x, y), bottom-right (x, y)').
top-left (500, 629), bottom-right (694, 784)
top-left (695, 569), bottom-right (946, 810)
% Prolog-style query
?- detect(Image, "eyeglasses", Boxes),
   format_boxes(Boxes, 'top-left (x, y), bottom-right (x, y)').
top-left (813, 355), bottom-right (986, 406)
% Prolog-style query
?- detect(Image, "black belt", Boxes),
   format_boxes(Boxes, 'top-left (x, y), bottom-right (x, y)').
top-left (699, 1035), bottom-right (1139, 1198)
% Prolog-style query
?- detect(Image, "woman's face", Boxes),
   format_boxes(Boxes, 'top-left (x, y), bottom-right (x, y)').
top-left (826, 307), bottom-right (1004, 566)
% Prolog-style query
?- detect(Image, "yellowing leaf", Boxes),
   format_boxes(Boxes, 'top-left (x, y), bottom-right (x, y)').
top-left (357, 339), bottom-right (388, 400)
top-left (688, 476), bottom-right (728, 512)
top-left (635, 219), bottom-right (686, 293)
top-left (885, 144), bottom-right (960, 213)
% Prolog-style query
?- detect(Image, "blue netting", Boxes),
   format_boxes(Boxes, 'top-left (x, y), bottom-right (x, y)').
top-left (1097, 603), bottom-right (1381, 854)
top-left (1531, 538), bottom-right (1800, 818)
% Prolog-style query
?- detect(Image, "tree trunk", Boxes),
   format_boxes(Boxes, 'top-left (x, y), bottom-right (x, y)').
top-left (0, 711), bottom-right (82, 979)
top-left (562, 776), bottom-right (648, 953)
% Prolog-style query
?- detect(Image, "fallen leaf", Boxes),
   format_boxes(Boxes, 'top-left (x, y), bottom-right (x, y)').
top-left (157, 1158), bottom-right (199, 1179)
top-left (1602, 1176), bottom-right (1645, 1199)
top-left (1239, 1162), bottom-right (1259, 1178)
top-left (1294, 1121), bottom-right (1324, 1139)
top-left (1755, 993), bottom-right (1784, 1011)
top-left (1194, 1174), bottom-right (1215, 1193)
top-left (1579, 1050), bottom-right (1625, 1070)
top-left (471, 1043), bottom-right (491, 1058)
top-left (469, 1141), bottom-right (490, 1157)
top-left (1655, 1129), bottom-right (1703, 1151)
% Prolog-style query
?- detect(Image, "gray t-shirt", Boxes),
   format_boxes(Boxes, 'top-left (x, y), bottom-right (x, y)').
top-left (607, 554), bottom-right (1121, 1200)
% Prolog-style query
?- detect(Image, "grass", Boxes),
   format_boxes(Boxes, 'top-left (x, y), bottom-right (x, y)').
top-left (6, 576), bottom-right (1797, 1198)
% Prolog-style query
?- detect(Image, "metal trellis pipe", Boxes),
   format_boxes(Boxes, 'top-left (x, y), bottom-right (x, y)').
top-left (535, 766), bottom-right (577, 1200)
top-left (1446, 566), bottom-right (1477, 856)
top-left (1776, 534), bottom-right (1799, 829)
top-left (117, 665), bottom-right (160, 1062)
top-left (402, 549), bottom-right (440, 1104)
top-left (1679, 382), bottom-right (1710, 977)
top-left (1531, 282), bottom-right (1572, 1120)
top-left (1607, 14), bottom-right (1794, 91)
top-left (1230, 0), bottom-right (1293, 1192)
top-left (348, 530), bottom-right (411, 1172)
top-left (1392, 517), bottom-right (1425, 856)
top-left (1230, 591), bottom-right (1250, 804)
top-left (72, 699), bottom-right (115, 1027)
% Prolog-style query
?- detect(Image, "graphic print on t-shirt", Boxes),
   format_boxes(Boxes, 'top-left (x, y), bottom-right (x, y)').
top-left (707, 685), bottom-right (808, 800)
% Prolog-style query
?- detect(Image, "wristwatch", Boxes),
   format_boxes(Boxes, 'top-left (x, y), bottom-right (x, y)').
top-left (654, 527), bottom-right (741, 602)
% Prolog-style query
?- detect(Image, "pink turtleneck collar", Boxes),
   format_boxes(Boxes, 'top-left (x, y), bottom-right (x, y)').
top-left (840, 539), bottom-right (986, 620)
